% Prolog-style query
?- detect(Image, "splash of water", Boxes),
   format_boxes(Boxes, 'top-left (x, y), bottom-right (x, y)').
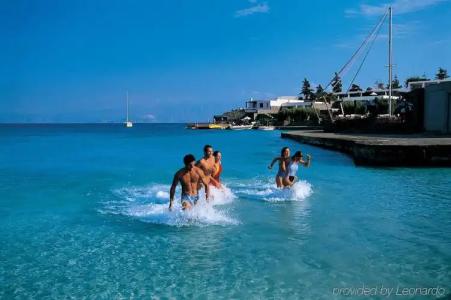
top-left (100, 183), bottom-right (238, 226)
top-left (231, 178), bottom-right (313, 202)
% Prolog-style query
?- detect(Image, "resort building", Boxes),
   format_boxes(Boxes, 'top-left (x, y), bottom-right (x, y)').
top-left (423, 81), bottom-right (451, 133)
top-left (408, 78), bottom-right (451, 90)
top-left (334, 89), bottom-right (402, 103)
top-left (245, 96), bottom-right (311, 114)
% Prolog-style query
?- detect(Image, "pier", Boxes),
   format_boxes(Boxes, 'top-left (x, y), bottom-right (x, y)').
top-left (282, 130), bottom-right (451, 166)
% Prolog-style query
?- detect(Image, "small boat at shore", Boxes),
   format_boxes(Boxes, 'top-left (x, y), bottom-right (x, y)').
top-left (257, 126), bottom-right (276, 131)
top-left (187, 123), bottom-right (228, 129)
top-left (229, 124), bottom-right (253, 130)
top-left (208, 124), bottom-right (228, 129)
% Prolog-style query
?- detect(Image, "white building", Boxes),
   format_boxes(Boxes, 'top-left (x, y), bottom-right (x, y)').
top-left (334, 89), bottom-right (401, 103)
top-left (245, 96), bottom-right (311, 114)
top-left (408, 78), bottom-right (451, 91)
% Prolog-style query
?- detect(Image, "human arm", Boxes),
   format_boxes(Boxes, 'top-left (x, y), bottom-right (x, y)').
top-left (268, 157), bottom-right (279, 169)
top-left (280, 158), bottom-right (287, 172)
top-left (197, 160), bottom-right (209, 175)
top-left (301, 155), bottom-right (311, 167)
top-left (169, 172), bottom-right (179, 211)
top-left (198, 169), bottom-right (210, 201)
top-left (209, 177), bottom-right (221, 189)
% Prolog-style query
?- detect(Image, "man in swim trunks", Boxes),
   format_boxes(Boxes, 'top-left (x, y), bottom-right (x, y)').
top-left (196, 144), bottom-right (216, 185)
top-left (169, 154), bottom-right (210, 211)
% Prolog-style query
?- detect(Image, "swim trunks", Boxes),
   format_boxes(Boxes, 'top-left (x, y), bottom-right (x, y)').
top-left (181, 194), bottom-right (199, 206)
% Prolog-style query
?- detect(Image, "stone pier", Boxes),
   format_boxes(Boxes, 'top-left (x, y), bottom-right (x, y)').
top-left (281, 130), bottom-right (451, 166)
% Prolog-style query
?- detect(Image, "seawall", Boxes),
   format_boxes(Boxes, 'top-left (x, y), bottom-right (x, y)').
top-left (281, 130), bottom-right (451, 166)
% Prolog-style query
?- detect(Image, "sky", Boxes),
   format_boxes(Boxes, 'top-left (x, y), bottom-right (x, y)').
top-left (1, 0), bottom-right (450, 123)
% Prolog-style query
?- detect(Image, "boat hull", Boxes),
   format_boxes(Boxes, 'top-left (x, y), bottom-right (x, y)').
top-left (229, 125), bottom-right (253, 130)
top-left (257, 126), bottom-right (275, 131)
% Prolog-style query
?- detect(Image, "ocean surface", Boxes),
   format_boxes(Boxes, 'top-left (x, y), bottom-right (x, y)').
top-left (1, 124), bottom-right (450, 299)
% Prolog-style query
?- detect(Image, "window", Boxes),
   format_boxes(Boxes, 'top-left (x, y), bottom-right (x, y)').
top-left (260, 103), bottom-right (263, 108)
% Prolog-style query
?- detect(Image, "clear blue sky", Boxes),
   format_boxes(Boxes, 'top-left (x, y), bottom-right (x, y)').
top-left (1, 0), bottom-right (450, 123)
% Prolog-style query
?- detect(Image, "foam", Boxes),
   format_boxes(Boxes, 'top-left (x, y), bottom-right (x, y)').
top-left (231, 178), bottom-right (313, 202)
top-left (100, 183), bottom-right (238, 227)
top-left (99, 179), bottom-right (312, 226)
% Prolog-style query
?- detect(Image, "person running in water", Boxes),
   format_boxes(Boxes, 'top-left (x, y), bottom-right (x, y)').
top-left (282, 151), bottom-right (311, 187)
top-left (196, 144), bottom-right (216, 185)
top-left (169, 154), bottom-right (210, 211)
top-left (268, 147), bottom-right (291, 188)
top-left (210, 151), bottom-right (223, 188)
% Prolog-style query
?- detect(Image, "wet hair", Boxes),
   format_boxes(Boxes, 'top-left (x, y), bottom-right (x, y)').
top-left (183, 154), bottom-right (196, 165)
top-left (281, 147), bottom-right (289, 156)
top-left (292, 151), bottom-right (302, 160)
top-left (213, 151), bottom-right (221, 157)
top-left (204, 144), bottom-right (213, 152)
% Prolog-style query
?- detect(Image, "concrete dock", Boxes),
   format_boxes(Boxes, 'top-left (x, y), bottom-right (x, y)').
top-left (281, 130), bottom-right (451, 166)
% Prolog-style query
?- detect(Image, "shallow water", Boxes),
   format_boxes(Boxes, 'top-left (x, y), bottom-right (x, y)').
top-left (1, 124), bottom-right (450, 299)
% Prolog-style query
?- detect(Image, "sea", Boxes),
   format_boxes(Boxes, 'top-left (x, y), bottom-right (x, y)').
top-left (1, 124), bottom-right (450, 299)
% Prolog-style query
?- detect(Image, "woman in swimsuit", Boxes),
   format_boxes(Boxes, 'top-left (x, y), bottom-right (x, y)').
top-left (282, 151), bottom-right (311, 187)
top-left (210, 151), bottom-right (222, 188)
top-left (268, 147), bottom-right (291, 188)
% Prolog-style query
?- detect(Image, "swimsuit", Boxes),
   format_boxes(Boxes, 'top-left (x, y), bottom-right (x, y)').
top-left (181, 194), bottom-right (199, 206)
top-left (277, 169), bottom-right (287, 177)
top-left (277, 159), bottom-right (289, 177)
top-left (288, 161), bottom-right (299, 176)
top-left (212, 163), bottom-right (222, 182)
top-left (287, 161), bottom-right (299, 181)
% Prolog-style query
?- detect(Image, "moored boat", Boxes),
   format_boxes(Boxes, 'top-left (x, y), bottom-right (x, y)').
top-left (229, 124), bottom-right (253, 130)
top-left (209, 123), bottom-right (228, 129)
top-left (257, 126), bottom-right (276, 131)
top-left (124, 91), bottom-right (133, 128)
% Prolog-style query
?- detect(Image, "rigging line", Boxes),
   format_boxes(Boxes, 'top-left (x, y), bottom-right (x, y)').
top-left (337, 10), bottom-right (388, 78)
top-left (346, 12), bottom-right (388, 93)
top-left (324, 10), bottom-right (389, 91)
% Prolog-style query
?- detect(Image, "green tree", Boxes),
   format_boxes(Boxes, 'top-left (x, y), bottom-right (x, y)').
top-left (315, 84), bottom-right (326, 100)
top-left (435, 67), bottom-right (449, 80)
top-left (391, 75), bottom-right (401, 89)
top-left (331, 72), bottom-right (342, 93)
top-left (302, 78), bottom-right (313, 100)
top-left (349, 84), bottom-right (362, 92)
top-left (376, 81), bottom-right (385, 90)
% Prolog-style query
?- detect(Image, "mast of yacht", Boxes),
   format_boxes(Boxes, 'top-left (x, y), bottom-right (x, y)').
top-left (125, 90), bottom-right (133, 127)
top-left (126, 90), bottom-right (129, 123)
top-left (388, 6), bottom-right (393, 116)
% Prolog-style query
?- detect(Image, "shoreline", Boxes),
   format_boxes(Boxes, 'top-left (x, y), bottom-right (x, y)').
top-left (282, 130), bottom-right (451, 166)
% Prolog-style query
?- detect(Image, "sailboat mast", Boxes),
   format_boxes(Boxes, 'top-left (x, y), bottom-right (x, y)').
top-left (126, 90), bottom-right (129, 122)
top-left (388, 6), bottom-right (393, 116)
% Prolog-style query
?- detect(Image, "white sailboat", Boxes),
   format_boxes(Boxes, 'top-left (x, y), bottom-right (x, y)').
top-left (125, 91), bottom-right (133, 128)
top-left (229, 124), bottom-right (254, 130)
top-left (257, 125), bottom-right (276, 131)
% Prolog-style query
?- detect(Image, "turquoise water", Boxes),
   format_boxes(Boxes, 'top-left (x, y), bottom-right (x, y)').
top-left (1, 124), bottom-right (450, 299)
